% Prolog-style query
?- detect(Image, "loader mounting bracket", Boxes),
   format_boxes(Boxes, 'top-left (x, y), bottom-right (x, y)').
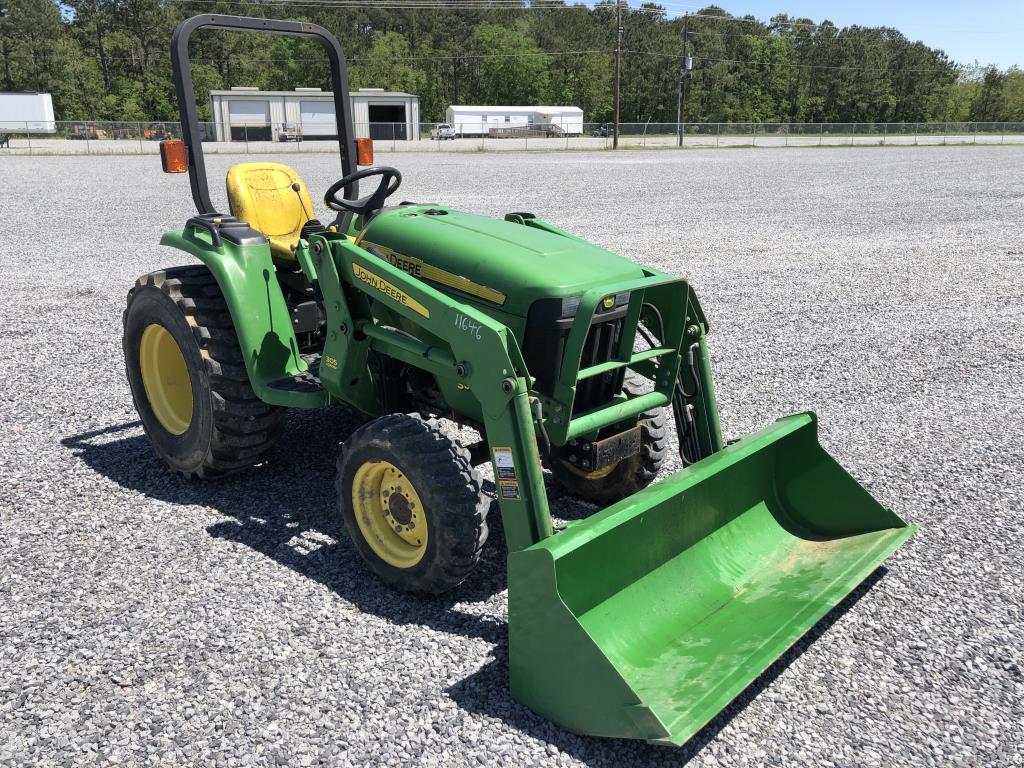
top-left (565, 426), bottom-right (642, 472)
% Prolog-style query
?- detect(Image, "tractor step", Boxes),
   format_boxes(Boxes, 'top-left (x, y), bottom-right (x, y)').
top-left (267, 355), bottom-right (324, 394)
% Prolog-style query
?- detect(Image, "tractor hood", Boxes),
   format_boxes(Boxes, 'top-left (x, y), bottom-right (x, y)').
top-left (356, 206), bottom-right (646, 316)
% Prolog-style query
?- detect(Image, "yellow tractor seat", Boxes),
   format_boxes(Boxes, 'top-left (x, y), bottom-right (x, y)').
top-left (225, 162), bottom-right (317, 258)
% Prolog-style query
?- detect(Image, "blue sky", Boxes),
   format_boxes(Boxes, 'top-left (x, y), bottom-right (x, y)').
top-left (623, 1), bottom-right (1024, 68)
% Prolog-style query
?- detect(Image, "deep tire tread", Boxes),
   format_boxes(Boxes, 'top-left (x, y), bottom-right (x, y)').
top-left (336, 414), bottom-right (489, 594)
top-left (125, 265), bottom-right (283, 479)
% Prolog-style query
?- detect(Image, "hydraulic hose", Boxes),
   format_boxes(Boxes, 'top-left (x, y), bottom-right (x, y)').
top-left (640, 302), bottom-right (707, 463)
top-left (530, 397), bottom-right (552, 459)
top-left (640, 302), bottom-right (699, 399)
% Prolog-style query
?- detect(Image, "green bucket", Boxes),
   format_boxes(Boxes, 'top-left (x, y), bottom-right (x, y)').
top-left (508, 413), bottom-right (914, 745)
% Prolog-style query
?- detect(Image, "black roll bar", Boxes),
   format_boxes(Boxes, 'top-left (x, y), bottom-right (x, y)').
top-left (171, 14), bottom-right (358, 215)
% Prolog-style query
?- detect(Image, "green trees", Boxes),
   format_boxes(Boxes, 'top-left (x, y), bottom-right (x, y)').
top-left (467, 22), bottom-right (550, 105)
top-left (1, 0), bottom-right (70, 97)
top-left (970, 67), bottom-right (1007, 121)
top-left (350, 32), bottom-right (429, 98)
top-left (0, 0), bottom-right (1021, 124)
top-left (1003, 68), bottom-right (1024, 121)
top-left (533, 4), bottom-right (611, 118)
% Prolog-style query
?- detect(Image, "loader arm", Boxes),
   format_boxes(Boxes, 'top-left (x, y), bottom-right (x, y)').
top-left (309, 231), bottom-right (554, 551)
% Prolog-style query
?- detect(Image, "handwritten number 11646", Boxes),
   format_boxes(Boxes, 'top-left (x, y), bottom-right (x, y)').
top-left (454, 313), bottom-right (482, 340)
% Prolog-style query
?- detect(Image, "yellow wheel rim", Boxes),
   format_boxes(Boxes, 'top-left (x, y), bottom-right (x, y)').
top-left (139, 323), bottom-right (194, 436)
top-left (560, 459), bottom-right (619, 480)
top-left (351, 460), bottom-right (428, 568)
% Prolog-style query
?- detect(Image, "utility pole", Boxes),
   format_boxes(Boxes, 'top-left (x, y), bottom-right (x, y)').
top-left (613, 0), bottom-right (622, 149)
top-left (453, 56), bottom-right (460, 105)
top-left (676, 13), bottom-right (691, 148)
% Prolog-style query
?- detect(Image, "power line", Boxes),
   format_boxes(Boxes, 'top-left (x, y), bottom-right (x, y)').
top-left (182, 0), bottom-right (571, 4)
top-left (624, 49), bottom-right (958, 74)
top-left (165, 0), bottom-right (592, 6)
top-left (280, 49), bottom-right (604, 61)
top-left (686, 12), bottom-right (840, 30)
top-left (677, 11), bottom-right (1018, 35)
top-left (40, 1), bottom-right (1004, 73)
top-left (656, 26), bottom-right (1014, 40)
top-left (16, 47), bottom-right (957, 72)
top-left (697, 54), bottom-right (953, 73)
top-left (131, 0), bottom-right (1022, 37)
top-left (162, 0), bottom-right (694, 11)
top-left (16, 49), bottom-right (609, 63)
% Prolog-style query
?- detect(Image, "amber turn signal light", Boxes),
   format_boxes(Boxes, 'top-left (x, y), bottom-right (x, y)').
top-left (160, 140), bottom-right (188, 173)
top-left (356, 138), bottom-right (374, 166)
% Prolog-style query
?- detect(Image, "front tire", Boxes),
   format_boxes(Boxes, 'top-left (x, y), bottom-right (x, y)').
top-left (549, 373), bottom-right (667, 505)
top-left (123, 265), bottom-right (283, 478)
top-left (337, 414), bottom-right (489, 594)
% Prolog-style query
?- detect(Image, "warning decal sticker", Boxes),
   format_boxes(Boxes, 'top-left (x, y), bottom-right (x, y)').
top-left (493, 447), bottom-right (517, 480)
top-left (498, 480), bottom-right (521, 500)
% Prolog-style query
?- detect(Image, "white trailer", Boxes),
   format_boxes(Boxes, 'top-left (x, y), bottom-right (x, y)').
top-left (0, 92), bottom-right (56, 134)
top-left (445, 105), bottom-right (584, 137)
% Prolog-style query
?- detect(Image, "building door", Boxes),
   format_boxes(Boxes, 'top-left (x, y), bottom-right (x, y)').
top-left (299, 100), bottom-right (336, 138)
top-left (367, 104), bottom-right (407, 140)
top-left (228, 100), bottom-right (271, 141)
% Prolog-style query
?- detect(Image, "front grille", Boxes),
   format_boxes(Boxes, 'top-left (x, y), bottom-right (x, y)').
top-left (574, 316), bottom-right (626, 414)
top-left (522, 298), bottom-right (627, 414)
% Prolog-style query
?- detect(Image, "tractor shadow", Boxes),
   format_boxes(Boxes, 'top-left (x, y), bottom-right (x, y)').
top-left (62, 416), bottom-right (888, 766)
top-left (60, 410), bottom-right (509, 644)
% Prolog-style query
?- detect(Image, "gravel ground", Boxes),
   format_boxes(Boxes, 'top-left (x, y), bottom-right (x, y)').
top-left (1, 146), bottom-right (1022, 767)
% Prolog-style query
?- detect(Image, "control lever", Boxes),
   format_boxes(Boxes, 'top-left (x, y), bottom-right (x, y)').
top-left (292, 181), bottom-right (325, 241)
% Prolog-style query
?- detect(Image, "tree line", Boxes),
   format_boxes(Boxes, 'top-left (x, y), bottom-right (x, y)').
top-left (2, 0), bottom-right (1022, 125)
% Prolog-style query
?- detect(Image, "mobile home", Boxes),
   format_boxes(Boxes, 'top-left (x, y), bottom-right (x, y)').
top-left (444, 105), bottom-right (583, 137)
top-left (0, 92), bottom-right (56, 133)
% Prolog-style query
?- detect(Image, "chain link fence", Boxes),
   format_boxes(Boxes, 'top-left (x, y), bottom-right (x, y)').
top-left (2, 120), bottom-right (1023, 155)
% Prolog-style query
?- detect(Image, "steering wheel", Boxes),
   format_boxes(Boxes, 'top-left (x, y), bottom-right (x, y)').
top-left (324, 166), bottom-right (402, 218)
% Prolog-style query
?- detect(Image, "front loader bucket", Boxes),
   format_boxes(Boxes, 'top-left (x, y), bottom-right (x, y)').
top-left (508, 413), bottom-right (914, 746)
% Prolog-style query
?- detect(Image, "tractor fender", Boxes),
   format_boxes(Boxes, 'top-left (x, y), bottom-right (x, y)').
top-left (159, 228), bottom-right (327, 408)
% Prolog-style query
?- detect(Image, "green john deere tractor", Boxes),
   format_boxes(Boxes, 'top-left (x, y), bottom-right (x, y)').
top-left (124, 14), bottom-right (915, 746)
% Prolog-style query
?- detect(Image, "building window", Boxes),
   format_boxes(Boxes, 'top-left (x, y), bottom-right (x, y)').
top-left (505, 115), bottom-right (511, 122)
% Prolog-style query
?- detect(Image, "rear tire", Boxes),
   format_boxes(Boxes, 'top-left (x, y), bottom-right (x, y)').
top-left (549, 373), bottom-right (667, 505)
top-left (337, 414), bottom-right (489, 594)
top-left (123, 265), bottom-right (283, 478)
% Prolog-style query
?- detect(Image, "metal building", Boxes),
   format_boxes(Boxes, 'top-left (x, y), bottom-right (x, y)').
top-left (208, 87), bottom-right (420, 142)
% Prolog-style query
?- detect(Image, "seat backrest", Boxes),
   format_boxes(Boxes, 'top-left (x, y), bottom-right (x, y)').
top-left (225, 162), bottom-right (315, 258)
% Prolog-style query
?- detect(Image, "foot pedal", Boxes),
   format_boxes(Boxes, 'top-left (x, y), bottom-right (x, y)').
top-left (268, 356), bottom-right (323, 394)
top-left (301, 353), bottom-right (322, 373)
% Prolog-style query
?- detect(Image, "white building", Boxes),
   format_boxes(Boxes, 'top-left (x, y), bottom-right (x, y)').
top-left (444, 105), bottom-right (584, 137)
top-left (208, 87), bottom-right (420, 142)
